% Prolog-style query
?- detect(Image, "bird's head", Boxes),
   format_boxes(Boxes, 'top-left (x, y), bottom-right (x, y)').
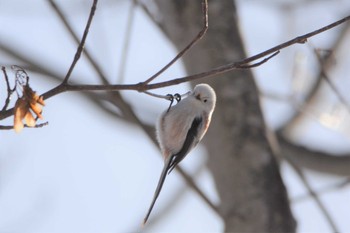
top-left (191, 83), bottom-right (216, 113)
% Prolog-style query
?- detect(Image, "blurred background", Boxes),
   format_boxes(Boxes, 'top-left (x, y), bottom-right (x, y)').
top-left (1, 0), bottom-right (350, 232)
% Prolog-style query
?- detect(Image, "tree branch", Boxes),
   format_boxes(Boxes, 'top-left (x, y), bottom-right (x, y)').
top-left (117, 0), bottom-right (137, 83)
top-left (1, 15), bottom-right (349, 121)
top-left (266, 130), bottom-right (340, 233)
top-left (314, 48), bottom-right (350, 114)
top-left (1, 66), bottom-right (14, 111)
top-left (278, 133), bottom-right (350, 176)
top-left (0, 122), bottom-right (48, 130)
top-left (55, 0), bottom-right (98, 84)
top-left (142, 0), bottom-right (208, 84)
top-left (276, 21), bottom-right (350, 177)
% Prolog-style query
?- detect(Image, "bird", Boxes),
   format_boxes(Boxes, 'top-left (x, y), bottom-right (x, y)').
top-left (143, 83), bottom-right (216, 225)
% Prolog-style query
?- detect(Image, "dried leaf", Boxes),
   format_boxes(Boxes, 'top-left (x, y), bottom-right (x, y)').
top-left (13, 84), bottom-right (46, 132)
top-left (14, 98), bottom-right (28, 133)
top-left (30, 102), bottom-right (43, 119)
top-left (14, 121), bottom-right (24, 133)
top-left (37, 96), bottom-right (45, 106)
top-left (25, 111), bottom-right (36, 127)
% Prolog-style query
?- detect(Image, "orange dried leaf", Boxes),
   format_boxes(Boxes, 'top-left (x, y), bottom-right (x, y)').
top-left (30, 102), bottom-right (43, 119)
top-left (37, 96), bottom-right (45, 106)
top-left (14, 121), bottom-right (24, 133)
top-left (14, 114), bottom-right (24, 133)
top-left (25, 111), bottom-right (36, 127)
top-left (14, 98), bottom-right (29, 133)
top-left (13, 84), bottom-right (46, 132)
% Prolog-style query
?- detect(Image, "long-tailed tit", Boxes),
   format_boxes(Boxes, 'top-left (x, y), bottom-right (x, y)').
top-left (143, 83), bottom-right (216, 225)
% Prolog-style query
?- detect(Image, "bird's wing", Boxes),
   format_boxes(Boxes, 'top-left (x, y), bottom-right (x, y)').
top-left (167, 116), bottom-right (203, 174)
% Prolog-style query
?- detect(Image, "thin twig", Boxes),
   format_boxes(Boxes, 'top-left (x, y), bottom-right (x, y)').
top-left (286, 157), bottom-right (340, 233)
top-left (142, 0), bottom-right (209, 84)
top-left (1, 66), bottom-right (15, 111)
top-left (67, 15), bottom-right (350, 91)
top-left (177, 167), bottom-right (219, 214)
top-left (292, 177), bottom-right (350, 203)
top-left (0, 45), bottom-right (61, 80)
top-left (117, 0), bottom-right (137, 83)
top-left (1, 15), bottom-right (349, 120)
top-left (314, 48), bottom-right (350, 114)
top-left (144, 15), bottom-right (350, 90)
top-left (0, 122), bottom-right (49, 130)
top-left (266, 130), bottom-right (340, 233)
top-left (278, 21), bottom-right (350, 130)
top-left (51, 0), bottom-right (98, 84)
top-left (143, 90), bottom-right (190, 100)
top-left (236, 51), bottom-right (280, 69)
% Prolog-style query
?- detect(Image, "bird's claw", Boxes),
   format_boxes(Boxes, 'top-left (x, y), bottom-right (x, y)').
top-left (166, 93), bottom-right (182, 113)
top-left (166, 94), bottom-right (174, 113)
top-left (174, 93), bottom-right (181, 103)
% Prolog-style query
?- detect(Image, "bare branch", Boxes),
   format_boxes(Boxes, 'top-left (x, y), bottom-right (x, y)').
top-left (276, 21), bottom-right (350, 177)
top-left (314, 48), bottom-right (350, 114)
top-left (285, 157), bottom-right (340, 233)
top-left (278, 133), bottom-right (350, 176)
top-left (292, 177), bottom-right (350, 203)
top-left (51, 0), bottom-right (98, 84)
top-left (236, 51), bottom-right (280, 69)
top-left (177, 166), bottom-right (219, 214)
top-left (117, 0), bottom-right (137, 83)
top-left (49, 0), bottom-right (113, 86)
top-left (279, 21), bottom-right (350, 129)
top-left (266, 130), bottom-right (340, 233)
top-left (1, 66), bottom-right (15, 111)
top-left (1, 15), bottom-right (349, 121)
top-left (142, 0), bottom-right (208, 84)
top-left (144, 15), bottom-right (350, 89)
top-left (0, 122), bottom-right (48, 130)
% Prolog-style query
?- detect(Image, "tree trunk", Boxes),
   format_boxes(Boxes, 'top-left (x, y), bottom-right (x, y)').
top-left (152, 0), bottom-right (296, 232)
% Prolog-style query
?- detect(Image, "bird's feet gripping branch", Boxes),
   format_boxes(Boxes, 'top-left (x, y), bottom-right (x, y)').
top-left (166, 93), bottom-right (181, 113)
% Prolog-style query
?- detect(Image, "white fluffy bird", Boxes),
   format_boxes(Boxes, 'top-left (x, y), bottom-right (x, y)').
top-left (143, 83), bottom-right (216, 225)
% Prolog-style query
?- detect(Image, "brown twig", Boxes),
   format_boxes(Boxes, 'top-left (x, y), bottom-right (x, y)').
top-left (117, 0), bottom-right (137, 83)
top-left (292, 177), bottom-right (350, 203)
top-left (285, 157), bottom-right (340, 233)
top-left (1, 66), bottom-right (15, 111)
top-left (279, 21), bottom-right (350, 130)
top-left (0, 121), bottom-right (49, 130)
top-left (278, 134), bottom-right (350, 176)
top-left (55, 0), bottom-right (98, 84)
top-left (236, 51), bottom-right (280, 69)
top-left (275, 21), bottom-right (350, 179)
top-left (54, 14), bottom-right (350, 90)
top-left (144, 15), bottom-right (350, 89)
top-left (142, 0), bottom-right (209, 85)
top-left (266, 130), bottom-right (340, 233)
top-left (1, 15), bottom-right (349, 121)
top-left (314, 48), bottom-right (350, 114)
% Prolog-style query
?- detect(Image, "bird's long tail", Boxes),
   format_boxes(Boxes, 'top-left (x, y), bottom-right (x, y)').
top-left (143, 156), bottom-right (173, 225)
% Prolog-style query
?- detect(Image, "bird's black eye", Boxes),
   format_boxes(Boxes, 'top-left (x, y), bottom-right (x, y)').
top-left (203, 99), bottom-right (207, 103)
